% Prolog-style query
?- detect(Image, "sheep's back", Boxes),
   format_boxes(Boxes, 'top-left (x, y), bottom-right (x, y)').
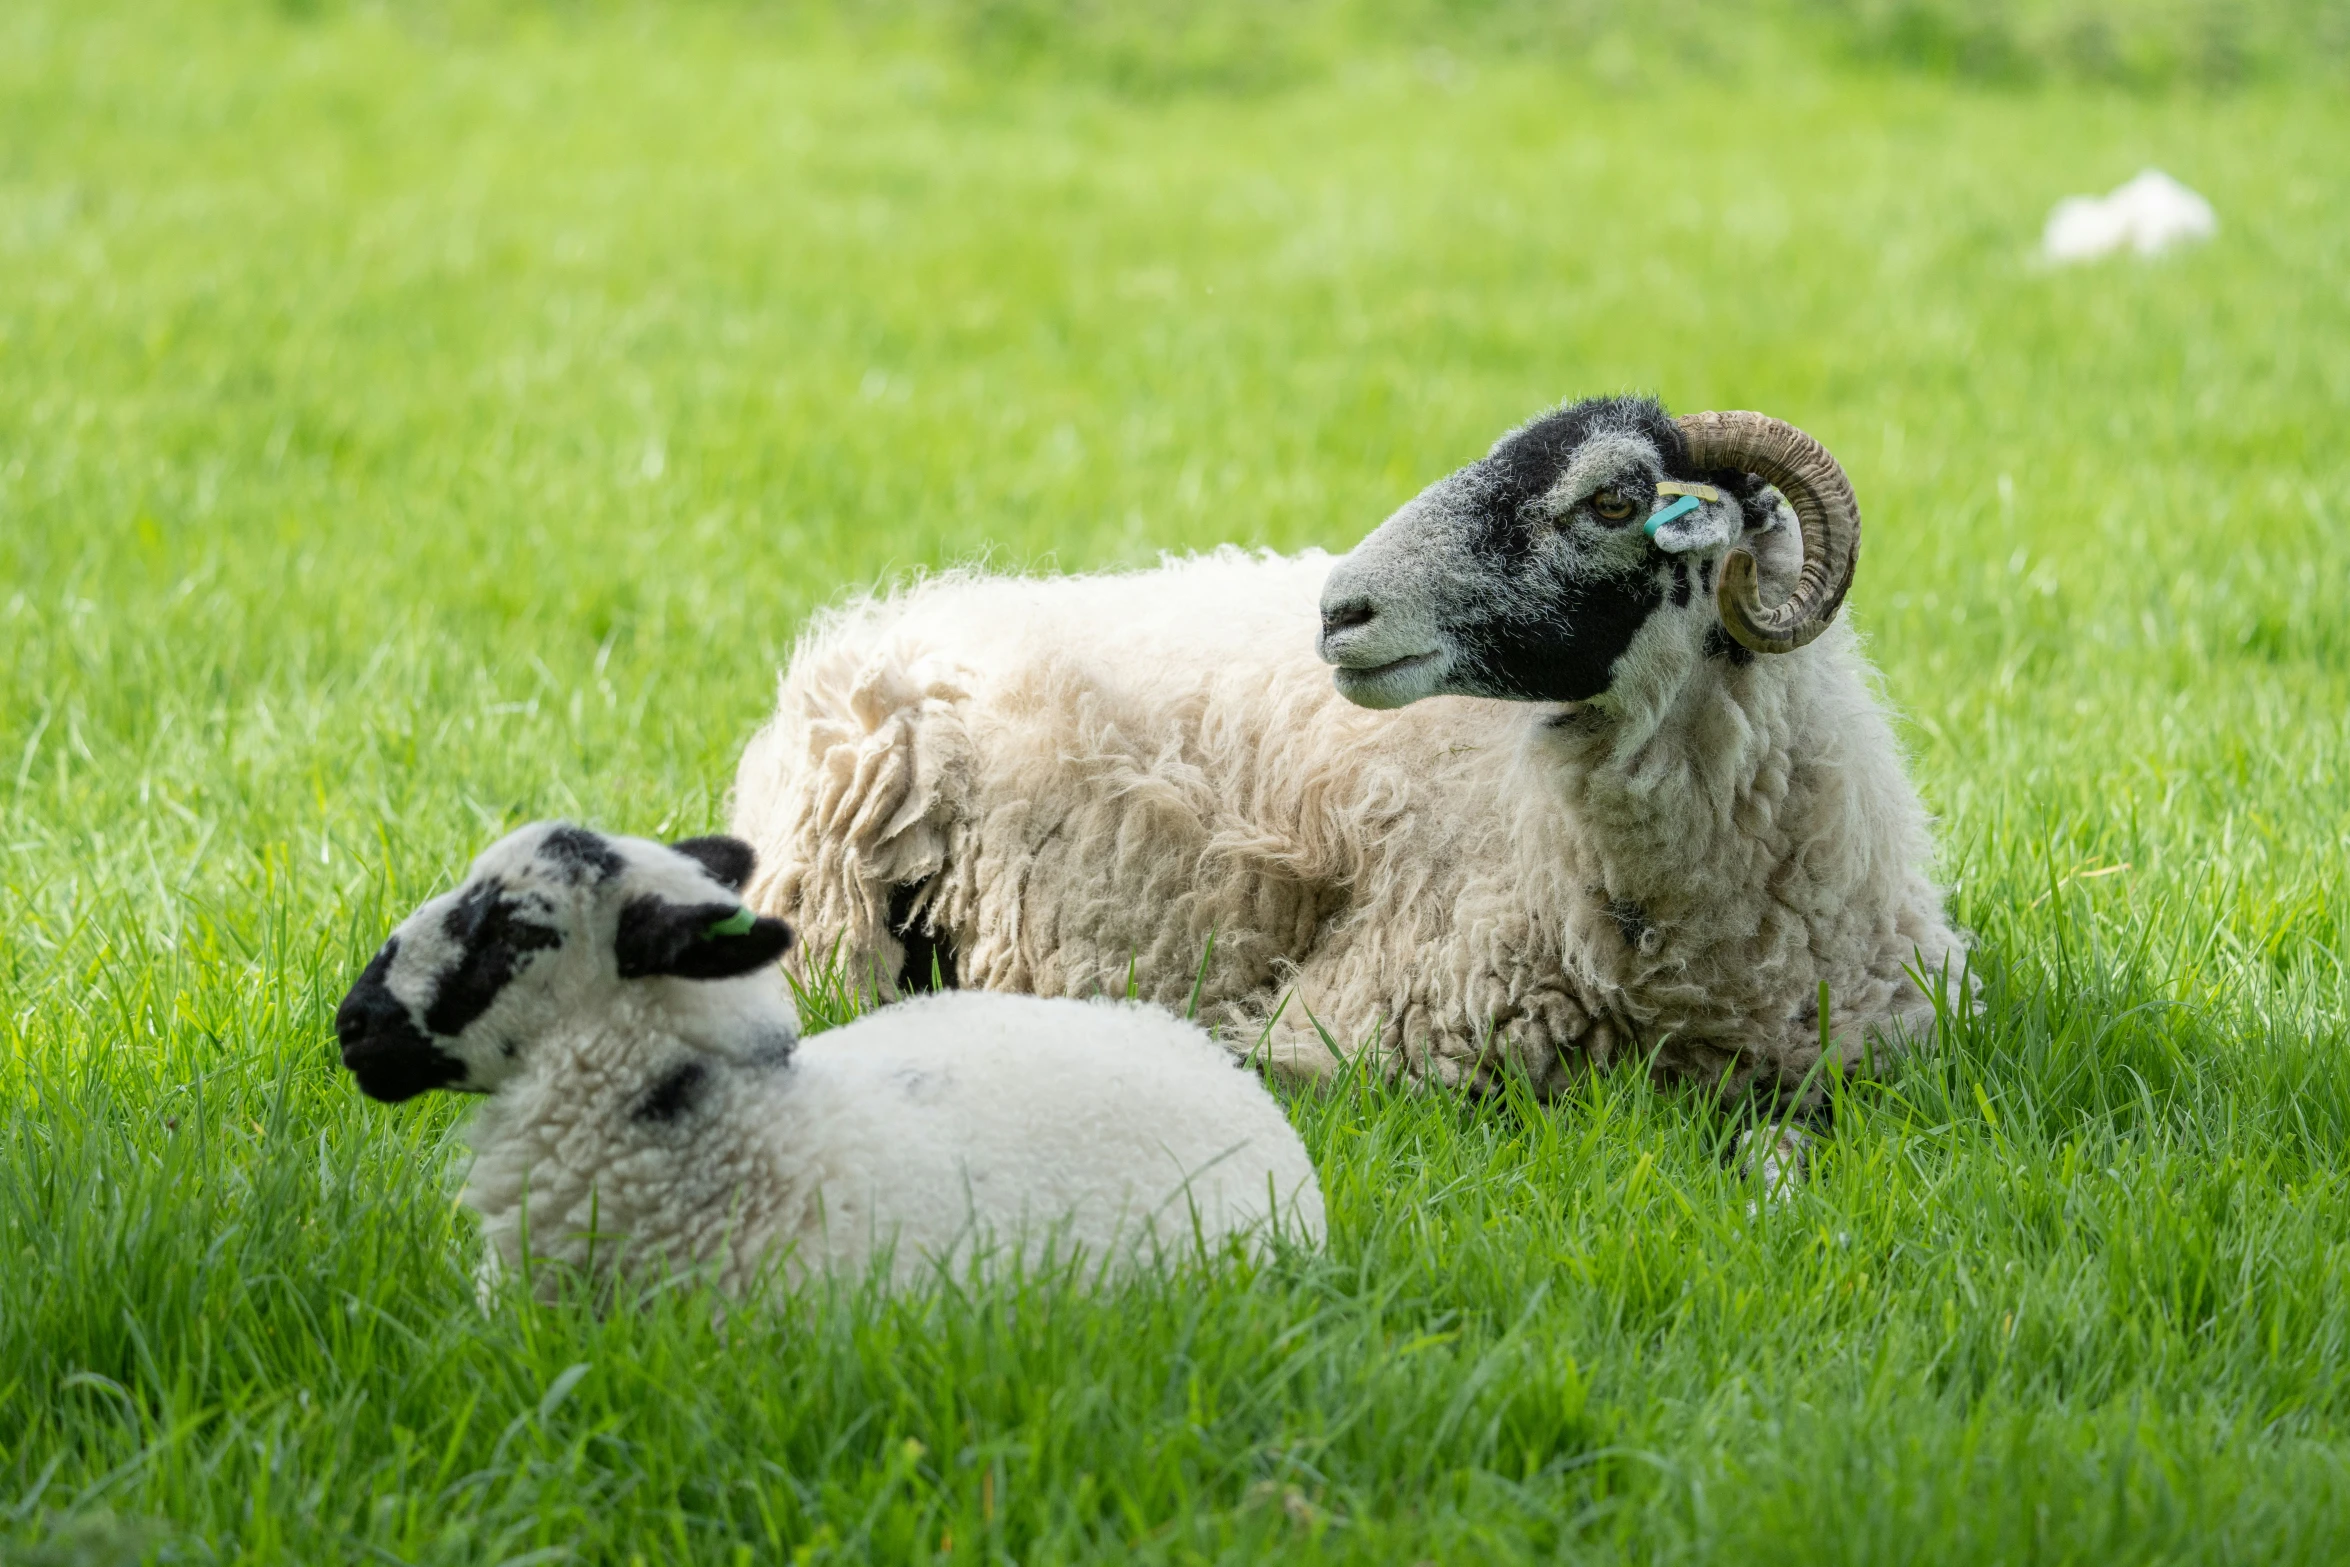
top-left (766, 992), bottom-right (1324, 1283)
top-left (731, 548), bottom-right (1489, 1013)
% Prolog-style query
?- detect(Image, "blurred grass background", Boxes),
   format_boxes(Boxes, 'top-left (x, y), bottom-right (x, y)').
top-left (258, 0), bottom-right (2350, 92)
top-left (5, 0), bottom-right (2349, 1561)
top-left (936, 0), bottom-right (2350, 91)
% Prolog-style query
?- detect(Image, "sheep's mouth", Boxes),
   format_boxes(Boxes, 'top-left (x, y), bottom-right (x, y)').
top-left (1331, 650), bottom-right (1444, 710)
top-left (338, 1029), bottom-right (467, 1103)
top-left (1339, 650), bottom-right (1437, 679)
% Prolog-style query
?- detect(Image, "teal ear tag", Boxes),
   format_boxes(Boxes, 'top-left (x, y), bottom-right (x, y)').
top-left (704, 906), bottom-right (758, 938)
top-left (1644, 494), bottom-right (1703, 539)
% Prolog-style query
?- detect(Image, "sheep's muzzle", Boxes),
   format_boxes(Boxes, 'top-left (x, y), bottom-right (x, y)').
top-left (335, 940), bottom-right (466, 1103)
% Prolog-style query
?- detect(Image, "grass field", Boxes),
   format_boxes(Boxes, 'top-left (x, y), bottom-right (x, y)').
top-left (5, 1), bottom-right (2350, 1560)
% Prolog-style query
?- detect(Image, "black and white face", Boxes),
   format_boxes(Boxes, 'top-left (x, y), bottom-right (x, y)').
top-left (1317, 396), bottom-right (1798, 708)
top-left (333, 823), bottom-right (795, 1103)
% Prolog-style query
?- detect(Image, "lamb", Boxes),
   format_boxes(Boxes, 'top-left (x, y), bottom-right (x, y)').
top-left (729, 397), bottom-right (1969, 1106)
top-left (333, 822), bottom-right (1326, 1296)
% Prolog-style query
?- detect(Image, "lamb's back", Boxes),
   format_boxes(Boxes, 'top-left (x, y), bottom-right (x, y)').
top-left (767, 993), bottom-right (1324, 1280)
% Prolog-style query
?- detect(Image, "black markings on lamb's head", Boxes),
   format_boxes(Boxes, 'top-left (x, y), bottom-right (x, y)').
top-left (1317, 395), bottom-right (1794, 708)
top-left (539, 825), bottom-right (624, 883)
top-left (339, 822), bottom-right (801, 1109)
top-left (601, 832), bottom-right (795, 979)
top-left (335, 936), bottom-right (466, 1103)
top-left (335, 824), bottom-right (586, 1102)
top-left (613, 894), bottom-right (795, 980)
top-left (421, 880), bottom-right (565, 1037)
top-left (667, 835), bottom-right (756, 893)
top-left (334, 822), bottom-right (623, 1103)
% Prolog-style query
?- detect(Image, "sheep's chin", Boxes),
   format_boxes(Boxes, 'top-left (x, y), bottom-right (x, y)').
top-left (1332, 652), bottom-right (1445, 710)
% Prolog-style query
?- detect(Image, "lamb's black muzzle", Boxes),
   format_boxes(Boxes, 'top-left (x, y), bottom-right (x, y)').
top-left (335, 939), bottom-right (464, 1103)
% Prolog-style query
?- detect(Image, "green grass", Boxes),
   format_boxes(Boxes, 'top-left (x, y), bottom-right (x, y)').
top-left (6, 0), bottom-right (2350, 1560)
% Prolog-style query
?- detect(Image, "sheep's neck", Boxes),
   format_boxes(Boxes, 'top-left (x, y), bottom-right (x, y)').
top-left (1531, 649), bottom-right (1806, 917)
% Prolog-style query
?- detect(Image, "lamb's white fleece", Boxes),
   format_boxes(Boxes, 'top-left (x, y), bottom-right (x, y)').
top-left (731, 546), bottom-right (1964, 1100)
top-left (463, 988), bottom-right (1326, 1296)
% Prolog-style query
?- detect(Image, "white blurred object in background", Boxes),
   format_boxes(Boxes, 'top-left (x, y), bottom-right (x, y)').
top-left (2042, 169), bottom-right (2217, 263)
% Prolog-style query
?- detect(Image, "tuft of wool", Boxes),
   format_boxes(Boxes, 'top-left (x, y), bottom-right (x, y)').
top-left (2043, 169), bottom-right (2216, 263)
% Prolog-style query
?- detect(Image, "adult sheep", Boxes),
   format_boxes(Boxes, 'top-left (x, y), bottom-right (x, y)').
top-left (731, 397), bottom-right (1967, 1103)
top-left (335, 823), bottom-right (1324, 1296)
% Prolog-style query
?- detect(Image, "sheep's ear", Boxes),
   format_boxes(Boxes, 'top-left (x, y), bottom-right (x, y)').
top-left (1647, 496), bottom-right (1743, 556)
top-left (614, 896), bottom-right (794, 980)
top-left (669, 834), bottom-right (756, 892)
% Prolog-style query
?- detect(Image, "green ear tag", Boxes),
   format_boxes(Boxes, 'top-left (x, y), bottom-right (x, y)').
top-left (1644, 494), bottom-right (1703, 539)
top-left (704, 906), bottom-right (758, 939)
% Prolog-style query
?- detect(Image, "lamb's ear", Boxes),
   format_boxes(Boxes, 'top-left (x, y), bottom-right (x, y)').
top-left (614, 896), bottom-right (794, 980)
top-left (669, 834), bottom-right (756, 893)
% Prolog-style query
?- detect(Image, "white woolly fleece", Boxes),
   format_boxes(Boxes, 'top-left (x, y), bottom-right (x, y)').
top-left (464, 987), bottom-right (1326, 1296)
top-left (730, 545), bottom-right (1967, 1102)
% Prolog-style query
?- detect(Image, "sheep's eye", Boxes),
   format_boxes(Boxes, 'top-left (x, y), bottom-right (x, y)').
top-left (1591, 490), bottom-right (1636, 523)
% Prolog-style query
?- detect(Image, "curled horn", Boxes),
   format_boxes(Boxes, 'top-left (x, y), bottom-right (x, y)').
top-left (1675, 410), bottom-right (1861, 655)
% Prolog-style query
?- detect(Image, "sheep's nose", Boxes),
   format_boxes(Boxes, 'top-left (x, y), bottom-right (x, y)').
top-left (1321, 598), bottom-right (1377, 639)
top-left (334, 943), bottom-right (407, 1051)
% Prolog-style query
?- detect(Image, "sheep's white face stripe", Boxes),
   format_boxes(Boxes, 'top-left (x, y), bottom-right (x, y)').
top-left (1537, 430), bottom-right (1662, 517)
top-left (383, 917), bottom-right (460, 1015)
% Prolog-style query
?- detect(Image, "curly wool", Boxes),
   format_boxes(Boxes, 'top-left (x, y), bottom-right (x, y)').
top-left (730, 548), bottom-right (1965, 1100)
